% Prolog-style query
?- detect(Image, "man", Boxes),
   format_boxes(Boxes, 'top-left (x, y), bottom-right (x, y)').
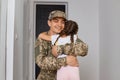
top-left (35, 10), bottom-right (82, 80)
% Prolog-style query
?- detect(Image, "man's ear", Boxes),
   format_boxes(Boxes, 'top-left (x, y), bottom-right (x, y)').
top-left (48, 20), bottom-right (51, 27)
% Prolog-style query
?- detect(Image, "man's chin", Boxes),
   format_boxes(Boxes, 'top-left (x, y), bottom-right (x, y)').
top-left (55, 30), bottom-right (61, 34)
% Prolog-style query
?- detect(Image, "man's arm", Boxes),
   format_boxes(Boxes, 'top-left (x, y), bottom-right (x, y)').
top-left (35, 38), bottom-right (67, 70)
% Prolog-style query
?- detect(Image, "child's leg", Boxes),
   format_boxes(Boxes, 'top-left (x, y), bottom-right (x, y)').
top-left (57, 66), bottom-right (69, 80)
top-left (68, 66), bottom-right (80, 80)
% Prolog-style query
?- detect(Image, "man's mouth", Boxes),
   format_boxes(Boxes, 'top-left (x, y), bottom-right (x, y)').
top-left (55, 26), bottom-right (61, 30)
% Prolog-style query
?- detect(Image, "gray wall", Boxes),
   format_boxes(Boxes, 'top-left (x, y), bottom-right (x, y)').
top-left (0, 0), bottom-right (1, 27)
top-left (0, 0), bottom-right (7, 80)
top-left (99, 0), bottom-right (120, 80)
top-left (13, 0), bottom-right (24, 80)
top-left (67, 0), bottom-right (99, 80)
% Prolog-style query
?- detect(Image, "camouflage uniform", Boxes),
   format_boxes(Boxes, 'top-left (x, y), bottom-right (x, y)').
top-left (35, 37), bottom-right (88, 80)
top-left (57, 38), bottom-right (88, 57)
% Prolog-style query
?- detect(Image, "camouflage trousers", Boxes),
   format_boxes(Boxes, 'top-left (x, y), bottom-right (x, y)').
top-left (37, 69), bottom-right (57, 80)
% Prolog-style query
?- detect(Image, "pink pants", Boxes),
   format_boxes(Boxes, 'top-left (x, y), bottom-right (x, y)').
top-left (57, 65), bottom-right (80, 80)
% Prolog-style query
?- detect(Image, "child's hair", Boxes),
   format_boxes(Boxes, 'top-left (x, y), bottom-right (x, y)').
top-left (60, 20), bottom-right (78, 43)
top-left (60, 20), bottom-right (78, 36)
top-left (54, 20), bottom-right (78, 45)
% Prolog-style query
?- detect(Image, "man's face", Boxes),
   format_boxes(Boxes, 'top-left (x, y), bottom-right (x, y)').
top-left (48, 17), bottom-right (65, 34)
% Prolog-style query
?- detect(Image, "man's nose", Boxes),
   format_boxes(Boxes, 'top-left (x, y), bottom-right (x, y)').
top-left (58, 22), bottom-right (62, 26)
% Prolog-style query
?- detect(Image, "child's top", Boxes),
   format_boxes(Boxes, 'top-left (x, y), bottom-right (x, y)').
top-left (51, 34), bottom-right (77, 45)
top-left (51, 34), bottom-right (77, 58)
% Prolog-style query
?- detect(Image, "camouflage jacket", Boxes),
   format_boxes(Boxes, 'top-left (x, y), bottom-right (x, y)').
top-left (35, 38), bottom-right (66, 80)
top-left (57, 38), bottom-right (88, 56)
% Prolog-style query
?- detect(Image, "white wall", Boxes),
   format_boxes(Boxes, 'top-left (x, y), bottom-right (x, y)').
top-left (0, 0), bottom-right (7, 80)
top-left (23, 0), bottom-right (31, 80)
top-left (6, 0), bottom-right (16, 80)
top-left (13, 0), bottom-right (24, 80)
top-left (66, 0), bottom-right (99, 80)
top-left (99, 0), bottom-right (120, 80)
top-left (68, 1), bottom-right (99, 80)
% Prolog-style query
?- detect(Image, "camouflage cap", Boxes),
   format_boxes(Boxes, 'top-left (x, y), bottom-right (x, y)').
top-left (48, 10), bottom-right (66, 20)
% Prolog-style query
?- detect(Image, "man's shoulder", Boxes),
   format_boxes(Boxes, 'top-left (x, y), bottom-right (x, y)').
top-left (40, 32), bottom-right (47, 35)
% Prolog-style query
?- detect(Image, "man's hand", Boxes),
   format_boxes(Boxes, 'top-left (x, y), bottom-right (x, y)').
top-left (66, 55), bottom-right (79, 67)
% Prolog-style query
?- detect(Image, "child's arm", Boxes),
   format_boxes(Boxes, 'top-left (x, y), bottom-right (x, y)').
top-left (38, 32), bottom-right (51, 41)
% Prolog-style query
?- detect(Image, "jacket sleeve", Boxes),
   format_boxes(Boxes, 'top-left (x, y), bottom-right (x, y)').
top-left (74, 38), bottom-right (88, 56)
top-left (35, 38), bottom-right (67, 70)
top-left (56, 38), bottom-right (88, 57)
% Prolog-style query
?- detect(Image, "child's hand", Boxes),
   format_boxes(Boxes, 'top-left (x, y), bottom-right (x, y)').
top-left (38, 33), bottom-right (44, 40)
top-left (52, 45), bottom-right (58, 57)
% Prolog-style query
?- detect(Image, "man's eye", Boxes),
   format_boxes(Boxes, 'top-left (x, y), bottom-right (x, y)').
top-left (53, 20), bottom-right (58, 22)
top-left (61, 21), bottom-right (65, 24)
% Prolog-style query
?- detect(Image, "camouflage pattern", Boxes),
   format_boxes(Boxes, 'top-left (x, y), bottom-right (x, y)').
top-left (57, 38), bottom-right (88, 56)
top-left (48, 10), bottom-right (66, 20)
top-left (35, 38), bottom-right (66, 80)
top-left (35, 37), bottom-right (88, 80)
